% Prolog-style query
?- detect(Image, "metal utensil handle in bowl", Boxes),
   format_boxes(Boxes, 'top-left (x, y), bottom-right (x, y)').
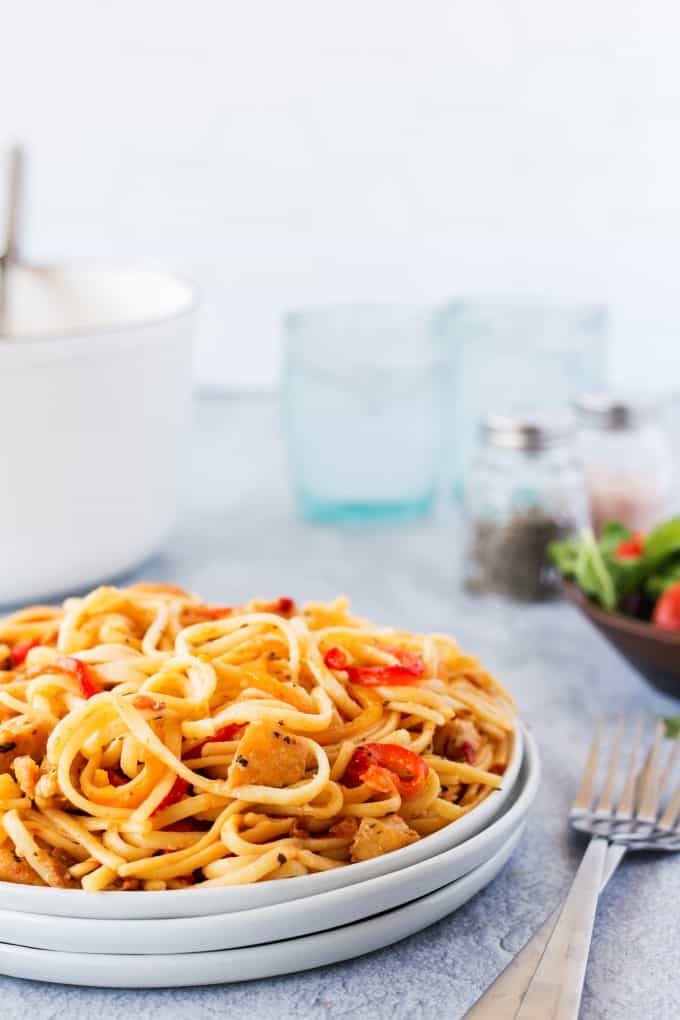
top-left (0, 144), bottom-right (23, 323)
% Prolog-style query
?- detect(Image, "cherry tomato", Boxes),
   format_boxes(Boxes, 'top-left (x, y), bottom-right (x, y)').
top-left (652, 582), bottom-right (680, 632)
top-left (614, 532), bottom-right (645, 560)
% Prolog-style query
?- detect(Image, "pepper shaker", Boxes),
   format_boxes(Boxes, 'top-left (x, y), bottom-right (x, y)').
top-left (464, 414), bottom-right (588, 600)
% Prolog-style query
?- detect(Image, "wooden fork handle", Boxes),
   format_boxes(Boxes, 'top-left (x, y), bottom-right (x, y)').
top-left (514, 836), bottom-right (608, 1020)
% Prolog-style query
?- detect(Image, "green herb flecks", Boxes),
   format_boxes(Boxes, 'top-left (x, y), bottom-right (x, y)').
top-left (663, 716), bottom-right (680, 740)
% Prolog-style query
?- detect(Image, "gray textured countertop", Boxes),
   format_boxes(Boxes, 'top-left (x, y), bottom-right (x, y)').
top-left (3, 393), bottom-right (680, 1019)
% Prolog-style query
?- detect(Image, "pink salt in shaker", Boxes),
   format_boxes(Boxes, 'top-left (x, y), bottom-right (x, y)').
top-left (574, 394), bottom-right (675, 534)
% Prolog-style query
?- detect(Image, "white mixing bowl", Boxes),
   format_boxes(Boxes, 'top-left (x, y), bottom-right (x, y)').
top-left (0, 264), bottom-right (198, 604)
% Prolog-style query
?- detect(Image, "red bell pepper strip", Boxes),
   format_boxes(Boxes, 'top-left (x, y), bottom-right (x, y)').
top-left (614, 532), bottom-right (645, 560)
top-left (461, 741), bottom-right (477, 765)
top-left (197, 606), bottom-right (234, 620)
top-left (198, 723), bottom-right (244, 753)
top-left (652, 581), bottom-right (680, 632)
top-left (41, 656), bottom-right (102, 699)
top-left (323, 646), bottom-right (349, 671)
top-left (164, 820), bottom-right (196, 832)
top-left (182, 605), bottom-right (235, 625)
top-left (323, 645), bottom-right (424, 686)
top-left (10, 639), bottom-right (40, 668)
top-left (274, 597), bottom-right (296, 616)
top-left (211, 723), bottom-right (244, 742)
top-left (107, 770), bottom-right (128, 787)
top-left (153, 776), bottom-right (189, 815)
top-left (342, 743), bottom-right (429, 798)
top-left (256, 597), bottom-right (297, 617)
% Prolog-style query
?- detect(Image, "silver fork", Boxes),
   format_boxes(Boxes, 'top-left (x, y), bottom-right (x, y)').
top-left (466, 718), bottom-right (680, 1020)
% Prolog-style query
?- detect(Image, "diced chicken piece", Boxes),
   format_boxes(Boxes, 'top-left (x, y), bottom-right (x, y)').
top-left (438, 779), bottom-right (462, 803)
top-left (34, 766), bottom-right (68, 811)
top-left (0, 718), bottom-right (51, 773)
top-left (349, 814), bottom-right (420, 863)
top-left (433, 716), bottom-right (482, 763)
top-left (28, 845), bottom-right (71, 888)
top-left (290, 818), bottom-right (311, 839)
top-left (118, 878), bottom-right (141, 891)
top-left (1, 811), bottom-right (71, 888)
top-left (12, 756), bottom-right (40, 799)
top-left (228, 721), bottom-right (307, 789)
top-left (0, 774), bottom-right (21, 800)
top-left (328, 817), bottom-right (360, 841)
top-left (0, 847), bottom-right (46, 886)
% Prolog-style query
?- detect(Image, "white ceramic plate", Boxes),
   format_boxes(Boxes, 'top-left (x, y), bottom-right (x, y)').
top-left (0, 823), bottom-right (525, 987)
top-left (0, 730), bottom-right (539, 954)
top-left (0, 727), bottom-right (524, 920)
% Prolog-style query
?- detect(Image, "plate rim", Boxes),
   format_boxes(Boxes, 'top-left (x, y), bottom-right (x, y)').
top-left (0, 724), bottom-right (525, 919)
top-left (0, 823), bottom-right (528, 987)
top-left (0, 729), bottom-right (540, 953)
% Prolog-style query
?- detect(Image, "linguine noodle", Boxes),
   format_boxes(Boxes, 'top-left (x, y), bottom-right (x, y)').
top-left (0, 584), bottom-right (516, 891)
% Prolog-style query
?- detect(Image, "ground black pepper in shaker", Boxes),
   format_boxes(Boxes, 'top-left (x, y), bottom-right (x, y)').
top-left (463, 414), bottom-right (588, 601)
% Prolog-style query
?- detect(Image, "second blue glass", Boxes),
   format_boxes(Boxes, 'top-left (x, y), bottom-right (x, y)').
top-left (436, 296), bottom-right (609, 495)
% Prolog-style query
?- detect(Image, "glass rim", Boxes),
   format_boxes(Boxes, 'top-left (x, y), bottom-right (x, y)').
top-left (436, 293), bottom-right (608, 330)
top-left (285, 301), bottom-right (435, 330)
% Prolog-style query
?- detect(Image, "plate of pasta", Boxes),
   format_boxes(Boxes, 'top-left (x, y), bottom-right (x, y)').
top-left (0, 584), bottom-right (520, 919)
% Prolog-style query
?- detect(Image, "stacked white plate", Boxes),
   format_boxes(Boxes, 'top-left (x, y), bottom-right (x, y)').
top-left (0, 727), bottom-right (539, 988)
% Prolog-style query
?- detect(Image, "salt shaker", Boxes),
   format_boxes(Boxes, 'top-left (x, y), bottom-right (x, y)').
top-left (574, 394), bottom-right (675, 534)
top-left (464, 414), bottom-right (588, 600)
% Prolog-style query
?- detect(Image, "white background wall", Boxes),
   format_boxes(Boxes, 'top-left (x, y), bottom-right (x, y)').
top-left (4, 0), bottom-right (680, 389)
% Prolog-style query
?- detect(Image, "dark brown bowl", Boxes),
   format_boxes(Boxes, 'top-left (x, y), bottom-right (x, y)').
top-left (563, 581), bottom-right (680, 698)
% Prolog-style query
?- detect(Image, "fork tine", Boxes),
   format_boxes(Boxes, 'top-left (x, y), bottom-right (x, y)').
top-left (659, 776), bottom-right (680, 831)
top-left (572, 721), bottom-right (602, 814)
top-left (636, 720), bottom-right (666, 823)
top-left (594, 716), bottom-right (624, 816)
top-left (616, 717), bottom-right (643, 819)
top-left (658, 735), bottom-right (680, 801)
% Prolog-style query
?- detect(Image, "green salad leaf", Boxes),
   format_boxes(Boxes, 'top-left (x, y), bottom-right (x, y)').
top-left (549, 528), bottom-right (617, 609)
top-left (598, 522), bottom-right (631, 557)
top-left (641, 517), bottom-right (680, 571)
top-left (549, 535), bottom-right (580, 576)
top-left (549, 517), bottom-right (680, 614)
top-left (577, 529), bottom-right (617, 609)
top-left (663, 716), bottom-right (680, 740)
top-left (646, 561), bottom-right (680, 600)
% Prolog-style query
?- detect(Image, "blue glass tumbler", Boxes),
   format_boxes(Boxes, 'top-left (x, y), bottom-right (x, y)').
top-left (283, 304), bottom-right (442, 523)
